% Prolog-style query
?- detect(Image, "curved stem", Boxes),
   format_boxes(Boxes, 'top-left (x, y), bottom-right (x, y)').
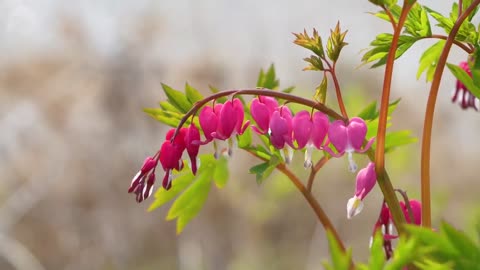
top-left (307, 156), bottom-right (329, 192)
top-left (420, 0), bottom-right (480, 228)
top-left (245, 149), bottom-right (349, 262)
top-left (325, 61), bottom-right (349, 119)
top-left (421, 34), bottom-right (473, 54)
top-left (381, 4), bottom-right (397, 29)
top-left (374, 1), bottom-right (413, 232)
top-left (172, 88), bottom-right (346, 140)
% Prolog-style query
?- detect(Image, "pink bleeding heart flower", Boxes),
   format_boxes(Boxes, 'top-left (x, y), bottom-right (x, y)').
top-left (269, 106), bottom-right (294, 163)
top-left (128, 156), bottom-right (158, 203)
top-left (400, 199), bottom-right (422, 225)
top-left (346, 162), bottom-right (377, 219)
top-left (199, 104), bottom-right (221, 144)
top-left (369, 199), bottom-right (422, 259)
top-left (184, 123), bottom-right (201, 175)
top-left (212, 98), bottom-right (250, 140)
top-left (250, 96), bottom-right (278, 134)
top-left (160, 128), bottom-right (187, 190)
top-left (452, 61), bottom-right (479, 110)
top-left (325, 117), bottom-right (375, 172)
top-left (292, 110), bottom-right (329, 168)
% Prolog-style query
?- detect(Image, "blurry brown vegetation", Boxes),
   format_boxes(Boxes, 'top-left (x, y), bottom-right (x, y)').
top-left (0, 2), bottom-right (479, 270)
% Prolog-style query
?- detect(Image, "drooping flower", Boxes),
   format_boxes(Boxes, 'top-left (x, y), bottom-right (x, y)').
top-left (346, 162), bottom-right (377, 219)
top-left (250, 96), bottom-right (278, 134)
top-left (184, 123), bottom-right (201, 175)
top-left (212, 98), bottom-right (250, 140)
top-left (128, 156), bottom-right (158, 202)
top-left (199, 104), bottom-right (221, 144)
top-left (292, 110), bottom-right (329, 168)
top-left (452, 61), bottom-right (479, 110)
top-left (400, 199), bottom-right (422, 225)
top-left (160, 128), bottom-right (187, 190)
top-left (269, 106), bottom-right (294, 163)
top-left (325, 117), bottom-right (375, 172)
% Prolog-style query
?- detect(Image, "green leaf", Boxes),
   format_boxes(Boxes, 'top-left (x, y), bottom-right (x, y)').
top-left (293, 28), bottom-right (325, 59)
top-left (161, 83), bottom-right (193, 113)
top-left (358, 100), bottom-right (378, 121)
top-left (369, 231), bottom-right (386, 270)
top-left (385, 130), bottom-right (417, 153)
top-left (213, 157), bottom-right (229, 189)
top-left (362, 34), bottom-right (419, 68)
top-left (257, 64), bottom-right (279, 89)
top-left (166, 171), bottom-right (212, 234)
top-left (159, 101), bottom-right (181, 113)
top-left (249, 155), bottom-right (281, 185)
top-left (326, 22), bottom-right (348, 62)
top-left (323, 230), bottom-right (351, 270)
top-left (148, 171), bottom-right (195, 212)
top-left (238, 127), bottom-right (252, 148)
top-left (282, 86), bottom-right (295, 93)
top-left (185, 83), bottom-right (203, 104)
top-left (314, 75), bottom-right (328, 103)
top-left (143, 108), bottom-right (184, 127)
top-left (417, 40), bottom-right (445, 82)
top-left (404, 3), bottom-right (431, 37)
top-left (447, 63), bottom-right (480, 99)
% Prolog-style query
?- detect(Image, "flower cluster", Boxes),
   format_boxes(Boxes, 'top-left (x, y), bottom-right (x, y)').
top-left (128, 124), bottom-right (200, 202)
top-left (371, 200), bottom-right (422, 259)
top-left (129, 95), bottom-right (375, 203)
top-left (250, 95), bottom-right (374, 170)
top-left (452, 61), bottom-right (479, 111)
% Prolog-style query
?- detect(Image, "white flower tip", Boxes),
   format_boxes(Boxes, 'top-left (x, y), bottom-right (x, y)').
top-left (304, 160), bottom-right (312, 169)
top-left (346, 196), bottom-right (364, 219)
top-left (347, 152), bottom-right (357, 173)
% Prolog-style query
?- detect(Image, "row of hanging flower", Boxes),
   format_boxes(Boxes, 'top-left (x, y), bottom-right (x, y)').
top-left (127, 94), bottom-right (384, 218)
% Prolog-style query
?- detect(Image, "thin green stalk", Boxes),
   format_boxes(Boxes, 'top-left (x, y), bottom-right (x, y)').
top-left (420, 0), bottom-right (480, 228)
top-left (374, 1), bottom-right (414, 231)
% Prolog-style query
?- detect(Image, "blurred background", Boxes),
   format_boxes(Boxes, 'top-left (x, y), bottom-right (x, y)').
top-left (0, 0), bottom-right (479, 269)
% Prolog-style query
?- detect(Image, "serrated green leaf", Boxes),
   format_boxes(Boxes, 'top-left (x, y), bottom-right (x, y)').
top-left (161, 83), bottom-right (193, 113)
top-left (213, 157), bottom-right (229, 189)
top-left (404, 3), bottom-right (431, 37)
top-left (417, 40), bottom-right (445, 82)
top-left (257, 64), bottom-right (279, 89)
top-left (185, 83), bottom-right (203, 104)
top-left (166, 171), bottom-right (212, 234)
top-left (447, 63), bottom-right (480, 99)
top-left (314, 75), bottom-right (328, 103)
top-left (362, 34), bottom-right (419, 68)
top-left (148, 171), bottom-right (195, 212)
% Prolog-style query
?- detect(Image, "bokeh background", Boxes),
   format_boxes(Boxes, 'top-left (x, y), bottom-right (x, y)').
top-left (1, 1), bottom-right (479, 269)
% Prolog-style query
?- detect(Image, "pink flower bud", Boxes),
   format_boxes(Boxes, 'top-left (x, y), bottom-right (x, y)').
top-left (184, 123), bottom-right (200, 175)
top-left (346, 162), bottom-right (376, 219)
top-left (292, 110), bottom-right (329, 167)
top-left (400, 199), bottom-right (422, 225)
top-left (199, 105), bottom-right (220, 143)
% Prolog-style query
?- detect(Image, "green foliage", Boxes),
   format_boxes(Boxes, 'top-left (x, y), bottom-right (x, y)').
top-left (322, 230), bottom-right (352, 270)
top-left (161, 83), bottom-right (193, 113)
top-left (293, 28), bottom-right (326, 60)
top-left (249, 153), bottom-right (281, 185)
top-left (361, 34), bottom-right (418, 68)
top-left (326, 22), bottom-right (348, 62)
top-left (417, 40), bottom-right (445, 82)
top-left (185, 83), bottom-right (204, 103)
top-left (358, 99), bottom-right (417, 154)
top-left (405, 3), bottom-right (431, 38)
top-left (148, 154), bottom-right (229, 234)
top-left (314, 75), bottom-right (328, 104)
top-left (447, 62), bottom-right (480, 99)
top-left (257, 64), bottom-right (280, 89)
